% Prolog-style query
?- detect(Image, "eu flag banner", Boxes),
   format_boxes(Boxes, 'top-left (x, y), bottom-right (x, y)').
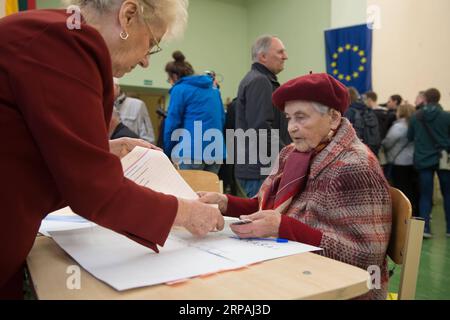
top-left (3, 0), bottom-right (36, 17)
top-left (325, 24), bottom-right (372, 94)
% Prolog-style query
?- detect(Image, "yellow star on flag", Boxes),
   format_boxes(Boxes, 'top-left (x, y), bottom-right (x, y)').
top-left (353, 46), bottom-right (359, 52)
top-left (359, 50), bottom-right (365, 57)
top-left (359, 66), bottom-right (365, 72)
top-left (338, 47), bottom-right (344, 53)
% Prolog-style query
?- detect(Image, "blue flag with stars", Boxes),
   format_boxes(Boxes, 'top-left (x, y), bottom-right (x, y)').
top-left (325, 24), bottom-right (372, 94)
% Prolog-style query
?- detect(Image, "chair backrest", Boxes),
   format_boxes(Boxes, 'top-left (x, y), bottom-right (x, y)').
top-left (387, 187), bottom-right (425, 300)
top-left (178, 170), bottom-right (221, 193)
top-left (388, 187), bottom-right (412, 264)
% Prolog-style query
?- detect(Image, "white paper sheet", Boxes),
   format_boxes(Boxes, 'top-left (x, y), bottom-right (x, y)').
top-left (39, 207), bottom-right (95, 237)
top-left (40, 147), bottom-right (197, 236)
top-left (121, 146), bottom-right (198, 200)
top-left (50, 220), bottom-right (321, 291)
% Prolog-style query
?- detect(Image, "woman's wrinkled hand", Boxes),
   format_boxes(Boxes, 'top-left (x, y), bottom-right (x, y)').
top-left (109, 137), bottom-right (162, 159)
top-left (197, 192), bottom-right (228, 214)
top-left (230, 210), bottom-right (281, 239)
top-left (174, 198), bottom-right (225, 237)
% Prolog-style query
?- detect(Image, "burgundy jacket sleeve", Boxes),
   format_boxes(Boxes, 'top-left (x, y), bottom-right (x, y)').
top-left (11, 20), bottom-right (176, 252)
top-left (225, 195), bottom-right (259, 217)
top-left (278, 216), bottom-right (323, 247)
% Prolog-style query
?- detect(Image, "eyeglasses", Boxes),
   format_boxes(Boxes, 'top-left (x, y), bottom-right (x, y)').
top-left (144, 20), bottom-right (163, 56)
top-left (140, 4), bottom-right (162, 56)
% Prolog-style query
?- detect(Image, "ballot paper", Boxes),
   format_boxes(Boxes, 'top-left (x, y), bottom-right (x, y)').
top-left (50, 222), bottom-right (321, 291)
top-left (39, 207), bottom-right (95, 237)
top-left (121, 146), bottom-right (198, 200)
top-left (48, 147), bottom-right (321, 291)
top-left (40, 147), bottom-right (197, 236)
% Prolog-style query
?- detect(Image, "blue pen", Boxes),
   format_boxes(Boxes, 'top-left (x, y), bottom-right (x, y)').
top-left (231, 236), bottom-right (288, 243)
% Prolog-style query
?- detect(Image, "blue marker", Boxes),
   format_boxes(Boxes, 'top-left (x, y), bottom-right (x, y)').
top-left (231, 236), bottom-right (288, 243)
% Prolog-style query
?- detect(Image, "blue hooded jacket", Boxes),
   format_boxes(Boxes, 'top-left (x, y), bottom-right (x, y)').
top-left (163, 75), bottom-right (225, 163)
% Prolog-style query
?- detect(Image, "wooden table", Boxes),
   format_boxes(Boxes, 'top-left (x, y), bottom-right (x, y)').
top-left (26, 236), bottom-right (370, 300)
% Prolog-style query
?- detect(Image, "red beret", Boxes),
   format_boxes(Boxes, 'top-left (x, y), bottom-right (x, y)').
top-left (272, 73), bottom-right (350, 114)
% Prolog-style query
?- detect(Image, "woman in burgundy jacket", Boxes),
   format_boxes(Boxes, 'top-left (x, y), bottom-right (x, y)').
top-left (0, 0), bottom-right (224, 299)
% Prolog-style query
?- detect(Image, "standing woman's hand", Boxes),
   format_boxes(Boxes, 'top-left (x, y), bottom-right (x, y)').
top-left (174, 198), bottom-right (225, 237)
top-left (109, 137), bottom-right (162, 159)
top-left (197, 192), bottom-right (228, 214)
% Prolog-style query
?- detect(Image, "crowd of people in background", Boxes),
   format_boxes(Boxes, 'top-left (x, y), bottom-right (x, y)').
top-left (112, 35), bottom-right (450, 240)
top-left (346, 87), bottom-right (450, 239)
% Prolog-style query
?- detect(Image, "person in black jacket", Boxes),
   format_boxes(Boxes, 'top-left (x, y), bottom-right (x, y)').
top-left (345, 87), bottom-right (381, 155)
top-left (109, 108), bottom-right (140, 140)
top-left (234, 35), bottom-right (290, 198)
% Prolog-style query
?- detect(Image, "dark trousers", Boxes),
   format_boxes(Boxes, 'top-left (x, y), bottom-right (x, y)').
top-left (391, 165), bottom-right (420, 217)
top-left (418, 168), bottom-right (450, 234)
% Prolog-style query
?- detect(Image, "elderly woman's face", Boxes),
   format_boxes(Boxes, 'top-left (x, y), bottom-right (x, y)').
top-left (112, 22), bottom-right (155, 77)
top-left (110, 2), bottom-right (164, 78)
top-left (285, 101), bottom-right (339, 152)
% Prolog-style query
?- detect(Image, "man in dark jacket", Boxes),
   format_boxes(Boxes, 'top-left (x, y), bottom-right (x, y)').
top-left (386, 94), bottom-right (402, 131)
top-left (408, 88), bottom-right (450, 238)
top-left (234, 35), bottom-right (290, 197)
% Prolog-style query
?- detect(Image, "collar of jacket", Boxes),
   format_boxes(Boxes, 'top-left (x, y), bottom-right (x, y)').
top-left (115, 93), bottom-right (127, 108)
top-left (423, 103), bottom-right (443, 111)
top-left (309, 118), bottom-right (357, 179)
top-left (252, 62), bottom-right (278, 83)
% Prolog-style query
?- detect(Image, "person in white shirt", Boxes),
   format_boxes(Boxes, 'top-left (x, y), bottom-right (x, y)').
top-left (113, 81), bottom-right (156, 143)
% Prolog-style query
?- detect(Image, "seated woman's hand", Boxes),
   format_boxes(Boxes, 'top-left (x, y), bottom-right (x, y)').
top-left (109, 138), bottom-right (162, 159)
top-left (174, 198), bottom-right (225, 237)
top-left (230, 210), bottom-right (281, 239)
top-left (197, 192), bottom-right (228, 214)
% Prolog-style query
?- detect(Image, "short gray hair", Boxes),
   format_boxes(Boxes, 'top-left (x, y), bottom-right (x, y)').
top-left (311, 102), bottom-right (330, 115)
top-left (64, 0), bottom-right (188, 41)
top-left (251, 35), bottom-right (275, 62)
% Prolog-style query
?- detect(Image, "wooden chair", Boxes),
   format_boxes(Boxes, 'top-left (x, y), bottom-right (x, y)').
top-left (387, 187), bottom-right (425, 300)
top-left (178, 170), bottom-right (222, 193)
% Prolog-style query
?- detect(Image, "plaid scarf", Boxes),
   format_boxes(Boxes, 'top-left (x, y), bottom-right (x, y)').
top-left (260, 141), bottom-right (330, 213)
top-left (260, 150), bottom-right (312, 212)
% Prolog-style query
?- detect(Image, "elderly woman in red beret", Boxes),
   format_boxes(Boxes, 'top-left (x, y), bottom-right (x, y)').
top-left (200, 73), bottom-right (392, 300)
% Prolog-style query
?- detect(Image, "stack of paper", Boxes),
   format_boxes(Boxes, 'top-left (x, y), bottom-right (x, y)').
top-left (122, 147), bottom-right (198, 200)
top-left (50, 223), bottom-right (321, 291)
top-left (41, 147), bottom-right (198, 236)
top-left (45, 146), bottom-right (322, 291)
